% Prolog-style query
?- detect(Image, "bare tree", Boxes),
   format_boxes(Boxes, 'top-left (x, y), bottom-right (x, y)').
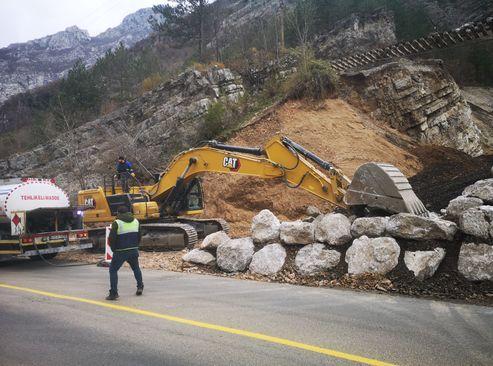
top-left (279, 0), bottom-right (286, 52)
top-left (55, 96), bottom-right (90, 190)
top-left (287, 1), bottom-right (316, 71)
top-left (211, 1), bottom-right (226, 62)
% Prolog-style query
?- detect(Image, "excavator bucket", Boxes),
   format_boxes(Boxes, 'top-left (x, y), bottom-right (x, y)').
top-left (345, 163), bottom-right (429, 217)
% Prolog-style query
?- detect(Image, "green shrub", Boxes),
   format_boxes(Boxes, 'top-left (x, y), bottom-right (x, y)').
top-left (200, 102), bottom-right (227, 140)
top-left (263, 78), bottom-right (283, 99)
top-left (284, 53), bottom-right (339, 101)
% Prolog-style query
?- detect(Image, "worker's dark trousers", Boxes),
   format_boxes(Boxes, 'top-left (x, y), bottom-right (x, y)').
top-left (119, 172), bottom-right (130, 193)
top-left (109, 249), bottom-right (143, 294)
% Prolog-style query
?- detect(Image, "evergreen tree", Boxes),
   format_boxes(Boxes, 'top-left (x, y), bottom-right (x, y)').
top-left (151, 0), bottom-right (210, 61)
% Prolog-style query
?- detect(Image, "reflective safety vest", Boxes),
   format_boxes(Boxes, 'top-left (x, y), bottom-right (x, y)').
top-left (114, 219), bottom-right (140, 251)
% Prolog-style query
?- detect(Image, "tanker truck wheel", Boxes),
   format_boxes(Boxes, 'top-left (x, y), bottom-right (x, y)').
top-left (29, 253), bottom-right (58, 260)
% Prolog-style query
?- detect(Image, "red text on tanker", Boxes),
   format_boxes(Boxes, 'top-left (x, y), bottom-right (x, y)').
top-left (20, 195), bottom-right (60, 201)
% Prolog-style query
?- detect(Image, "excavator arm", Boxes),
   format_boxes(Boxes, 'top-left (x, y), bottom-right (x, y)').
top-left (147, 136), bottom-right (349, 209)
top-left (145, 136), bottom-right (427, 216)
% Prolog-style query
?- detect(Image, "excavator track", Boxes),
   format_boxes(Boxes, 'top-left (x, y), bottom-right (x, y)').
top-left (87, 222), bottom-right (199, 251)
top-left (176, 217), bottom-right (230, 238)
top-left (330, 17), bottom-right (493, 73)
top-left (141, 223), bottom-right (198, 250)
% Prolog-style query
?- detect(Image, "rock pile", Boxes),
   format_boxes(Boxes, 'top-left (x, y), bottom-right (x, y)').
top-left (459, 206), bottom-right (493, 241)
top-left (249, 244), bottom-right (286, 276)
top-left (446, 179), bottom-right (493, 281)
top-left (463, 179), bottom-right (493, 203)
top-left (216, 237), bottom-right (254, 273)
top-left (280, 221), bottom-right (314, 245)
top-left (295, 244), bottom-right (340, 276)
top-left (251, 209), bottom-right (280, 244)
top-left (200, 231), bottom-right (230, 250)
top-left (346, 236), bottom-right (400, 275)
top-left (458, 243), bottom-right (493, 281)
top-left (183, 178), bottom-right (492, 285)
top-left (386, 214), bottom-right (457, 241)
top-left (182, 249), bottom-right (216, 266)
top-left (404, 249), bottom-right (446, 281)
top-left (350, 217), bottom-right (388, 238)
top-left (314, 213), bottom-right (352, 246)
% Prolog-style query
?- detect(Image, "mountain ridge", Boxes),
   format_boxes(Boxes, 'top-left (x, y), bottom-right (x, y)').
top-left (0, 8), bottom-right (156, 104)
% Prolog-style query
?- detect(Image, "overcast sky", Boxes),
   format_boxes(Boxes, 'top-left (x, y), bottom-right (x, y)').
top-left (0, 0), bottom-right (168, 48)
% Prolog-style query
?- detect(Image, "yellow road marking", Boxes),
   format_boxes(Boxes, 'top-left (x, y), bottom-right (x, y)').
top-left (0, 283), bottom-right (396, 366)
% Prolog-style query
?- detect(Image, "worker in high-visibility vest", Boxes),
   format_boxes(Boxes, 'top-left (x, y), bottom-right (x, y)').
top-left (106, 205), bottom-right (144, 301)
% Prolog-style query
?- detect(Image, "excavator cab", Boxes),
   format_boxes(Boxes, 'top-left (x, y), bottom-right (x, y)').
top-left (180, 178), bottom-right (205, 213)
top-left (160, 178), bottom-right (205, 216)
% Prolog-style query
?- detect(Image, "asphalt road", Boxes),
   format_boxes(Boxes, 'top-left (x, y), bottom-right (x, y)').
top-left (0, 259), bottom-right (492, 366)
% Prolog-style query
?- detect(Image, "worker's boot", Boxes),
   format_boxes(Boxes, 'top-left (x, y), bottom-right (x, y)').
top-left (106, 291), bottom-right (119, 301)
top-left (136, 286), bottom-right (144, 296)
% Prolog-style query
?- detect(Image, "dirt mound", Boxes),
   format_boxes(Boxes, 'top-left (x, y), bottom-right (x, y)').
top-left (202, 99), bottom-right (422, 236)
top-left (409, 146), bottom-right (493, 212)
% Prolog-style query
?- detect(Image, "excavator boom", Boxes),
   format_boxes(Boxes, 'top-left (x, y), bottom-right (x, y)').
top-left (145, 136), bottom-right (428, 216)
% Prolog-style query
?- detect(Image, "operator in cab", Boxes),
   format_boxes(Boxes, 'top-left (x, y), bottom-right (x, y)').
top-left (106, 205), bottom-right (144, 301)
top-left (116, 156), bottom-right (135, 193)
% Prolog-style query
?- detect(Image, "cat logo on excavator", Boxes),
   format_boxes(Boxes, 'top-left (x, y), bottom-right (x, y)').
top-left (223, 157), bottom-right (241, 172)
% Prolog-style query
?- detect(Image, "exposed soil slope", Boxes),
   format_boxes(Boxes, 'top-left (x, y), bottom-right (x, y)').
top-left (202, 99), bottom-right (422, 236)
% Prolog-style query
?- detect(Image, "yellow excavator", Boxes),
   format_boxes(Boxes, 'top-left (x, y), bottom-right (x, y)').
top-left (78, 136), bottom-right (428, 249)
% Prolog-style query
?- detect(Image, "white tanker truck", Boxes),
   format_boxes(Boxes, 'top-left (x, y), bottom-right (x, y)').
top-left (0, 178), bottom-right (92, 259)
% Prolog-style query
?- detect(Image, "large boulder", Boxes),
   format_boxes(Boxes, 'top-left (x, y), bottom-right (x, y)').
top-left (459, 206), bottom-right (493, 241)
top-left (386, 213), bottom-right (457, 241)
top-left (463, 179), bottom-right (493, 204)
top-left (458, 243), bottom-right (493, 281)
top-left (280, 221), bottom-right (314, 245)
top-left (445, 196), bottom-right (483, 221)
top-left (217, 237), bottom-right (255, 272)
top-left (251, 209), bottom-right (281, 244)
top-left (295, 243), bottom-right (341, 276)
top-left (306, 205), bottom-right (322, 218)
top-left (350, 217), bottom-right (388, 238)
top-left (249, 244), bottom-right (286, 276)
top-left (182, 249), bottom-right (216, 266)
top-left (314, 213), bottom-right (352, 246)
top-left (345, 236), bottom-right (400, 275)
top-left (200, 231), bottom-right (230, 250)
top-left (404, 248), bottom-right (446, 280)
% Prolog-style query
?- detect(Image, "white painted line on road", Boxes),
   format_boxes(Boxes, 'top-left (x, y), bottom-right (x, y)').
top-left (0, 283), bottom-right (396, 366)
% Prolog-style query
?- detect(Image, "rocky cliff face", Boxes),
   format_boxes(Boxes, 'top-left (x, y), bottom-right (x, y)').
top-left (342, 59), bottom-right (483, 157)
top-left (314, 9), bottom-right (397, 60)
top-left (0, 8), bottom-right (155, 104)
top-left (408, 0), bottom-right (492, 29)
top-left (462, 87), bottom-right (493, 154)
top-left (0, 67), bottom-right (244, 193)
top-left (215, 0), bottom-right (292, 30)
